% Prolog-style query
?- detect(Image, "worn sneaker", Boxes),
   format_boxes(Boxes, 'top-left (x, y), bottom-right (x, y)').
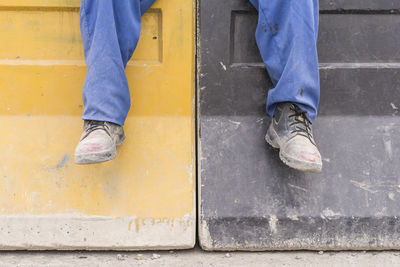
top-left (265, 102), bottom-right (322, 173)
top-left (75, 120), bottom-right (125, 164)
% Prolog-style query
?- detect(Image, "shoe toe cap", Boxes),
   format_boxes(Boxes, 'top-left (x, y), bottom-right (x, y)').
top-left (283, 136), bottom-right (322, 165)
top-left (75, 134), bottom-right (114, 155)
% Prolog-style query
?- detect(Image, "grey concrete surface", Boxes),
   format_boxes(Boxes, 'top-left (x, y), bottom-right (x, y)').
top-left (198, 0), bottom-right (400, 250)
top-left (0, 247), bottom-right (399, 266)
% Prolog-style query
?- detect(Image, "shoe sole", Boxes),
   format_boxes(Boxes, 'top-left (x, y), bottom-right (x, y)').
top-left (75, 150), bottom-right (117, 165)
top-left (75, 135), bottom-right (126, 165)
top-left (265, 125), bottom-right (322, 173)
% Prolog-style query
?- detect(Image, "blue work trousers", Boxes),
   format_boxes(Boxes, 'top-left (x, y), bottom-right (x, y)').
top-left (80, 0), bottom-right (320, 125)
top-left (80, 0), bottom-right (156, 125)
top-left (250, 0), bottom-right (320, 122)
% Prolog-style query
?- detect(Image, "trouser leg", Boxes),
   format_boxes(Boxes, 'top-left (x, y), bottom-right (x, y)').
top-left (140, 0), bottom-right (156, 14)
top-left (80, 0), bottom-right (156, 126)
top-left (249, 0), bottom-right (320, 122)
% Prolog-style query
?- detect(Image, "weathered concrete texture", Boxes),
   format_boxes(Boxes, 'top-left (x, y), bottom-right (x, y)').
top-left (0, 214), bottom-right (194, 250)
top-left (0, 248), bottom-right (400, 267)
top-left (198, 0), bottom-right (400, 250)
top-left (319, 0), bottom-right (400, 10)
top-left (0, 0), bottom-right (196, 250)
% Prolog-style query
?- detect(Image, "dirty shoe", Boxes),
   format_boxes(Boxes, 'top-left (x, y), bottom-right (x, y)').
top-left (75, 120), bottom-right (125, 164)
top-left (265, 103), bottom-right (322, 172)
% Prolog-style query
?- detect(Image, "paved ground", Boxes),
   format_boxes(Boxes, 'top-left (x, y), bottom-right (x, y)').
top-left (0, 247), bottom-right (399, 266)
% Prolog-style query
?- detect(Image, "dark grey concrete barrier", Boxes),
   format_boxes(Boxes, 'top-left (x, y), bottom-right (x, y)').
top-left (198, 0), bottom-right (400, 250)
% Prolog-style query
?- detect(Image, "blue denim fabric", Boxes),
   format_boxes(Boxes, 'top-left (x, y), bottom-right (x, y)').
top-left (80, 0), bottom-right (156, 126)
top-left (80, 0), bottom-right (319, 125)
top-left (249, 0), bottom-right (320, 122)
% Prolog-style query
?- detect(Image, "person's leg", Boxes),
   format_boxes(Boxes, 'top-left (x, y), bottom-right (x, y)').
top-left (81, 0), bottom-right (142, 125)
top-left (76, 0), bottom-right (156, 164)
top-left (250, 0), bottom-right (320, 122)
top-left (250, 0), bottom-right (322, 172)
top-left (140, 0), bottom-right (156, 15)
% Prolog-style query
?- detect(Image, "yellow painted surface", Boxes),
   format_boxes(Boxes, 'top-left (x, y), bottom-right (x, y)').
top-left (0, 0), bottom-right (195, 220)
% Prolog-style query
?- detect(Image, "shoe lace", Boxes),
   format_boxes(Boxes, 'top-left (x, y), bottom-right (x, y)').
top-left (81, 120), bottom-right (111, 140)
top-left (288, 105), bottom-right (315, 145)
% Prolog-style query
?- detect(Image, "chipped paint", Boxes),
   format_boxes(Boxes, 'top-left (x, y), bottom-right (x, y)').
top-left (56, 155), bottom-right (69, 169)
top-left (268, 215), bottom-right (278, 234)
top-left (288, 184), bottom-right (308, 192)
top-left (219, 62), bottom-right (227, 71)
top-left (321, 208), bottom-right (341, 218)
top-left (350, 180), bottom-right (379, 194)
top-left (0, 213), bottom-right (194, 250)
top-left (199, 219), bottom-right (213, 250)
top-left (287, 214), bottom-right (299, 221)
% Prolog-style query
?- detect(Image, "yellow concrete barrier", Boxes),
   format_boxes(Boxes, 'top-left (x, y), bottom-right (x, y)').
top-left (0, 0), bottom-right (195, 249)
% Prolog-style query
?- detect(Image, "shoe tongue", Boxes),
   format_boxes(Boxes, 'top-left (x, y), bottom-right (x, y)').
top-left (291, 105), bottom-right (310, 124)
top-left (87, 120), bottom-right (104, 126)
top-left (84, 120), bottom-right (105, 131)
top-left (297, 115), bottom-right (305, 122)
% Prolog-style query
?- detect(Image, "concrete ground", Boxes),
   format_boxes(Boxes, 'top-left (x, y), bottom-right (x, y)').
top-left (0, 247), bottom-right (399, 266)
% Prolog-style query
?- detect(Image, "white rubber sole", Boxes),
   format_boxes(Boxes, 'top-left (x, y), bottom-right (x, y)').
top-left (75, 135), bottom-right (125, 165)
top-left (265, 125), bottom-right (322, 173)
top-left (75, 149), bottom-right (117, 165)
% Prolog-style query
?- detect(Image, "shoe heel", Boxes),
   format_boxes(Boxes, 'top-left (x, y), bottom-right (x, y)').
top-left (116, 134), bottom-right (126, 146)
top-left (265, 125), bottom-right (280, 149)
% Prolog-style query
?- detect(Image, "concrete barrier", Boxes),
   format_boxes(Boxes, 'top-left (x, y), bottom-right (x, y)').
top-left (0, 0), bottom-right (196, 250)
top-left (198, 0), bottom-right (400, 250)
